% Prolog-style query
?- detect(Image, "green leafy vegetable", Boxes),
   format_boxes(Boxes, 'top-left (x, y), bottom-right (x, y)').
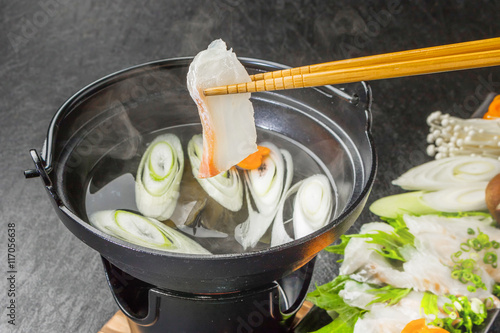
top-left (349, 225), bottom-right (415, 262)
top-left (420, 292), bottom-right (439, 317)
top-left (366, 285), bottom-right (412, 307)
top-left (311, 318), bottom-right (359, 333)
top-left (326, 221), bottom-right (415, 263)
top-left (315, 207), bottom-right (497, 333)
top-left (383, 215), bottom-right (408, 229)
top-left (307, 275), bottom-right (351, 310)
top-left (307, 276), bottom-right (366, 333)
top-left (309, 320), bottom-right (338, 333)
top-left (324, 235), bottom-right (351, 262)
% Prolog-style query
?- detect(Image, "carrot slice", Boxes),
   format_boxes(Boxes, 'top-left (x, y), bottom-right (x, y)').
top-left (237, 146), bottom-right (271, 170)
top-left (402, 318), bottom-right (426, 333)
top-left (483, 95), bottom-right (500, 119)
top-left (402, 318), bottom-right (449, 333)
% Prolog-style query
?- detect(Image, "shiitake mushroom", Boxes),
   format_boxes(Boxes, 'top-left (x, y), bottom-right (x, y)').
top-left (485, 173), bottom-right (500, 224)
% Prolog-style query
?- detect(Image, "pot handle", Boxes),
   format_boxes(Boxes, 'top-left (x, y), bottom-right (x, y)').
top-left (25, 149), bottom-right (62, 205)
top-left (101, 257), bottom-right (160, 326)
top-left (25, 150), bottom-right (50, 182)
top-left (277, 257), bottom-right (316, 318)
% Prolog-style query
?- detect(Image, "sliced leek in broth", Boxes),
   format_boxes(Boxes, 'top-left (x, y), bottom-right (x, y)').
top-left (85, 124), bottom-right (336, 255)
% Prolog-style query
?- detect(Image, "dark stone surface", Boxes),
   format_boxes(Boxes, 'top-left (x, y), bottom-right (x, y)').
top-left (1, 0), bottom-right (500, 332)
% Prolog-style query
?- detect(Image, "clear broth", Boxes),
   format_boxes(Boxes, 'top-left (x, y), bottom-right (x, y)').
top-left (85, 124), bottom-right (337, 254)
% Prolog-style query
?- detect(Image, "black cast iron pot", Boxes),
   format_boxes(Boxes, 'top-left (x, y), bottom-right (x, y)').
top-left (26, 57), bottom-right (376, 331)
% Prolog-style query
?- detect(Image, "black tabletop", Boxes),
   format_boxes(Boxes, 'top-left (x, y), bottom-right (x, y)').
top-left (2, 1), bottom-right (500, 332)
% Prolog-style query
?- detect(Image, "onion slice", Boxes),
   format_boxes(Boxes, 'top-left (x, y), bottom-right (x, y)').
top-left (187, 134), bottom-right (243, 211)
top-left (392, 156), bottom-right (500, 191)
top-left (270, 181), bottom-right (300, 247)
top-left (271, 174), bottom-right (333, 246)
top-left (234, 143), bottom-right (293, 249)
top-left (422, 185), bottom-right (487, 212)
top-left (90, 210), bottom-right (210, 254)
top-left (292, 174), bottom-right (333, 239)
top-left (135, 134), bottom-right (184, 221)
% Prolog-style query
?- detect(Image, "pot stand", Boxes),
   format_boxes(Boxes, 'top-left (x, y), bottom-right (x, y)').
top-left (102, 257), bottom-right (316, 333)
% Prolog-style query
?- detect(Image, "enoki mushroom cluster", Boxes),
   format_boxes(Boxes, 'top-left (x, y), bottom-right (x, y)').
top-left (426, 111), bottom-right (500, 160)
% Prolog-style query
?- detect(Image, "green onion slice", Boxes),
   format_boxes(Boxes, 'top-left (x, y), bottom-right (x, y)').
top-left (292, 174), bottom-right (333, 239)
top-left (235, 144), bottom-right (294, 249)
top-left (392, 156), bottom-right (500, 191)
top-left (90, 210), bottom-right (210, 254)
top-left (187, 134), bottom-right (243, 211)
top-left (135, 134), bottom-right (184, 221)
top-left (484, 252), bottom-right (497, 265)
top-left (272, 174), bottom-right (333, 247)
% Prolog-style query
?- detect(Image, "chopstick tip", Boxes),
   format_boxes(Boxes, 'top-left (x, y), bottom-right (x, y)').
top-left (203, 87), bottom-right (223, 96)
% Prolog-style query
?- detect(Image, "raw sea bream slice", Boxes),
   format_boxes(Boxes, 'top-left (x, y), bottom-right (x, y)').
top-left (187, 39), bottom-right (257, 178)
top-left (339, 281), bottom-right (453, 333)
top-left (340, 216), bottom-right (499, 300)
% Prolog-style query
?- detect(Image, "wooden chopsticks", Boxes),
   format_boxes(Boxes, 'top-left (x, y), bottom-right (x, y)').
top-left (203, 37), bottom-right (500, 96)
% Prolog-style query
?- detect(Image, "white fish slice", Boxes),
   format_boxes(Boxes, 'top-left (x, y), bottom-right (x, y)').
top-left (187, 39), bottom-right (257, 178)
